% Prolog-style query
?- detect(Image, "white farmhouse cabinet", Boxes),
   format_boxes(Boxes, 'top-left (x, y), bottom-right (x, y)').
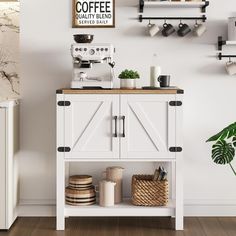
top-left (56, 89), bottom-right (183, 231)
top-left (0, 100), bottom-right (19, 230)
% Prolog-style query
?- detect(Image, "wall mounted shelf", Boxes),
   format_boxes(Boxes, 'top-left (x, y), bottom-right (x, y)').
top-left (138, 15), bottom-right (207, 22)
top-left (218, 36), bottom-right (236, 51)
top-left (218, 53), bottom-right (236, 60)
top-left (139, 0), bottom-right (209, 13)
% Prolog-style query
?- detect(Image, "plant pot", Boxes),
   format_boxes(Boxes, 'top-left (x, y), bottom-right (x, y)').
top-left (120, 79), bottom-right (137, 89)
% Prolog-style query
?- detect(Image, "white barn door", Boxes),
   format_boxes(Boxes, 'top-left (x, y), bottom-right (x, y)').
top-left (120, 94), bottom-right (176, 159)
top-left (64, 94), bottom-right (119, 159)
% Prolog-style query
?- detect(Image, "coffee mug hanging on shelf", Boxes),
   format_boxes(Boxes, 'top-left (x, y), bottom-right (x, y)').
top-left (225, 57), bottom-right (236, 76)
top-left (177, 21), bottom-right (191, 37)
top-left (162, 21), bottom-right (175, 37)
top-left (147, 20), bottom-right (160, 37)
top-left (193, 20), bottom-right (207, 37)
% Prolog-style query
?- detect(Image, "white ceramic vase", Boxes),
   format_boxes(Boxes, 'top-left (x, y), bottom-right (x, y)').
top-left (120, 79), bottom-right (137, 89)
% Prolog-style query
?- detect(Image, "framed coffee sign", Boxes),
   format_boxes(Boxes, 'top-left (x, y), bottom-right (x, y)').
top-left (72, 0), bottom-right (115, 28)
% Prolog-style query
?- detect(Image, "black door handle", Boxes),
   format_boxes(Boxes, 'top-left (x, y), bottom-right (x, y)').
top-left (121, 116), bottom-right (125, 137)
top-left (114, 116), bottom-right (118, 137)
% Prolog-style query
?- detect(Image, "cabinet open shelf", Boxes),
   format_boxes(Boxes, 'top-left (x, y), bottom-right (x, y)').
top-left (139, 0), bottom-right (209, 13)
top-left (65, 199), bottom-right (175, 217)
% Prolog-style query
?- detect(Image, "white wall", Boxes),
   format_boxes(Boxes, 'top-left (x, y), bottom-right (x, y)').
top-left (20, 0), bottom-right (236, 215)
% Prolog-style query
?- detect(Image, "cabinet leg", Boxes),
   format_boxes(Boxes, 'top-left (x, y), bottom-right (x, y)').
top-left (57, 156), bottom-right (65, 230)
top-left (175, 159), bottom-right (183, 230)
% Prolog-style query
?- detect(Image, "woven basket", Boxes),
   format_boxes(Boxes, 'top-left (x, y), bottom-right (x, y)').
top-left (131, 175), bottom-right (169, 206)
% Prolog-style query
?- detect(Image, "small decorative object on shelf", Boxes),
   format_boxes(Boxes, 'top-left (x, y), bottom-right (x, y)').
top-left (65, 175), bottom-right (96, 206)
top-left (132, 174), bottom-right (169, 206)
top-left (153, 166), bottom-right (168, 181)
top-left (118, 69), bottom-right (140, 89)
top-left (103, 166), bottom-right (124, 204)
top-left (96, 180), bottom-right (116, 207)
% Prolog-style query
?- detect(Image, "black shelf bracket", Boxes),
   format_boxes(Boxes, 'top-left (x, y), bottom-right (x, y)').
top-left (202, 1), bottom-right (209, 13)
top-left (139, 0), bottom-right (144, 13)
top-left (218, 36), bottom-right (226, 51)
top-left (138, 15), bottom-right (207, 23)
top-left (218, 53), bottom-right (236, 60)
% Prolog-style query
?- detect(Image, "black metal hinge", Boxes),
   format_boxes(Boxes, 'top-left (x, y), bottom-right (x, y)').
top-left (57, 147), bottom-right (71, 152)
top-left (57, 101), bottom-right (71, 106)
top-left (169, 101), bottom-right (182, 106)
top-left (169, 147), bottom-right (182, 152)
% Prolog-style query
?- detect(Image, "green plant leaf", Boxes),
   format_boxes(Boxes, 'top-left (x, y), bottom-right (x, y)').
top-left (212, 140), bottom-right (235, 165)
top-left (233, 136), bottom-right (236, 147)
top-left (206, 122), bottom-right (236, 142)
top-left (118, 69), bottom-right (140, 79)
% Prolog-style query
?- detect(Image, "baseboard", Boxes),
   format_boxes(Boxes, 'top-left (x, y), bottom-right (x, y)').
top-left (18, 199), bottom-right (56, 217)
top-left (17, 199), bottom-right (236, 217)
top-left (185, 199), bottom-right (236, 216)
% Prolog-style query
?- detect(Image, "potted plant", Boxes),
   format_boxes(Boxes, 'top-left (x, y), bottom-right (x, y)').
top-left (206, 122), bottom-right (236, 175)
top-left (118, 69), bottom-right (140, 89)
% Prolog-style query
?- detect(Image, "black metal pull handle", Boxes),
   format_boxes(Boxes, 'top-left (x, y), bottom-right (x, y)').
top-left (122, 116), bottom-right (125, 137)
top-left (114, 116), bottom-right (118, 137)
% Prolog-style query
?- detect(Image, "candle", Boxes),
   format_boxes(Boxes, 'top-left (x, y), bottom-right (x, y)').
top-left (150, 66), bottom-right (161, 87)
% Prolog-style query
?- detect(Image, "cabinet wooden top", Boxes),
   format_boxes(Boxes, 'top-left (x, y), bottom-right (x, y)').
top-left (56, 88), bottom-right (184, 94)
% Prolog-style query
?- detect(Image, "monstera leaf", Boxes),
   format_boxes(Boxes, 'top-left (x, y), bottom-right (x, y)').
top-left (233, 136), bottom-right (236, 147)
top-left (207, 122), bottom-right (236, 142)
top-left (212, 140), bottom-right (235, 165)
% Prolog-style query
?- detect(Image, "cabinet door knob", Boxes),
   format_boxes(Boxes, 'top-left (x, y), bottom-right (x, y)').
top-left (121, 116), bottom-right (125, 138)
top-left (114, 116), bottom-right (118, 137)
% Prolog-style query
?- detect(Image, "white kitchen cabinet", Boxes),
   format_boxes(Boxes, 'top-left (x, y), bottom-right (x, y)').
top-left (56, 89), bottom-right (183, 231)
top-left (0, 100), bottom-right (19, 230)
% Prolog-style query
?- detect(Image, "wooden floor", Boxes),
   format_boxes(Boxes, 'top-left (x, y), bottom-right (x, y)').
top-left (1, 217), bottom-right (236, 236)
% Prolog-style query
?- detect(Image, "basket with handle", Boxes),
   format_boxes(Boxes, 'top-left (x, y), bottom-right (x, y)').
top-left (131, 175), bottom-right (169, 206)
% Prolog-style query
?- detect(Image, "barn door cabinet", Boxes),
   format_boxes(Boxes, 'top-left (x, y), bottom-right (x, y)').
top-left (56, 89), bottom-right (184, 231)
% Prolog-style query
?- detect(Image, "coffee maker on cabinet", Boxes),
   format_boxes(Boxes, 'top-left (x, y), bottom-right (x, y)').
top-left (70, 43), bottom-right (115, 89)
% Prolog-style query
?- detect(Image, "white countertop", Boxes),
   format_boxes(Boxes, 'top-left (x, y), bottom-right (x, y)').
top-left (0, 99), bottom-right (19, 108)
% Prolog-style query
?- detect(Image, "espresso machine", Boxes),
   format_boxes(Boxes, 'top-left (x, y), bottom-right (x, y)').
top-left (71, 43), bottom-right (115, 89)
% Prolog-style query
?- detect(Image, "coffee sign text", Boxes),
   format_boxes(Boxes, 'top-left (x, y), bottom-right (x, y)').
top-left (73, 0), bottom-right (115, 28)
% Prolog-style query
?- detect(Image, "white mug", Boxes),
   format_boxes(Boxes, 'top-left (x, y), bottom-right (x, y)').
top-left (193, 23), bottom-right (206, 37)
top-left (148, 24), bottom-right (160, 37)
top-left (226, 61), bottom-right (236, 75)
